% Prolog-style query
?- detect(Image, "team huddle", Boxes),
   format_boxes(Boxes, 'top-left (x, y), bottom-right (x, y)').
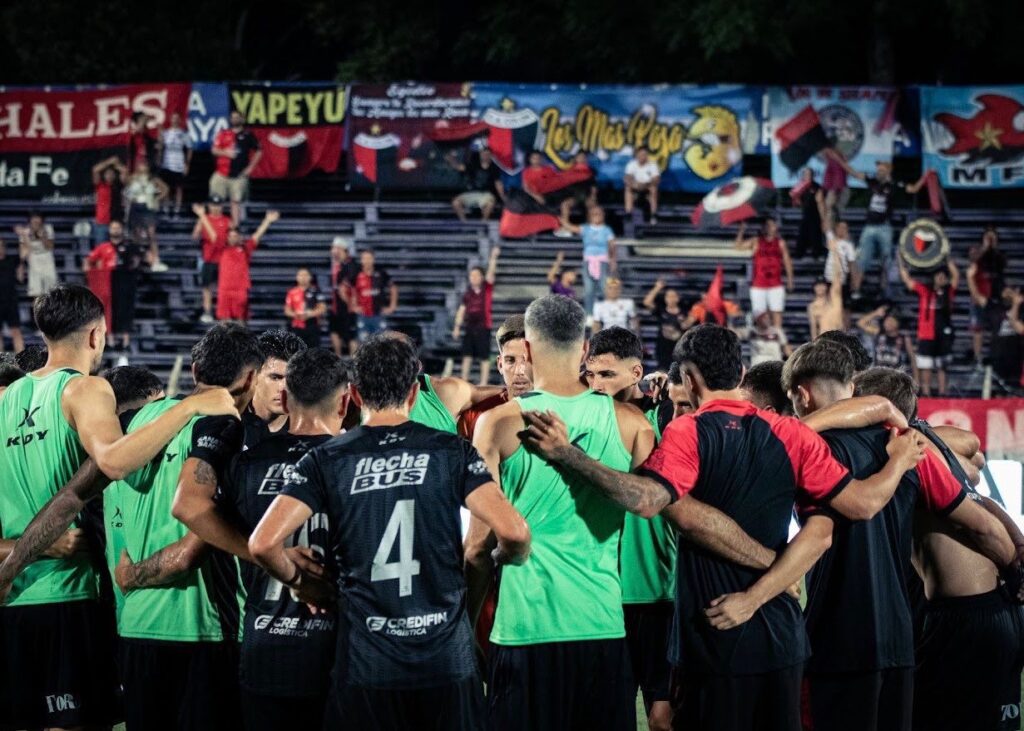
top-left (0, 285), bottom-right (1022, 731)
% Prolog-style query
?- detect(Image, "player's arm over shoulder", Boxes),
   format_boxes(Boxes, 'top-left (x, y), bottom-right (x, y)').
top-left (472, 400), bottom-right (524, 479)
top-left (612, 400), bottom-right (656, 467)
top-left (433, 376), bottom-right (504, 418)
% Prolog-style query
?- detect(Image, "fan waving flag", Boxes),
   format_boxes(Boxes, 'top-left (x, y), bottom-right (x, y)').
top-left (691, 177), bottom-right (776, 230)
top-left (704, 266), bottom-right (727, 325)
top-left (526, 166), bottom-right (595, 195)
top-left (499, 188), bottom-right (560, 239)
top-left (775, 105), bottom-right (830, 172)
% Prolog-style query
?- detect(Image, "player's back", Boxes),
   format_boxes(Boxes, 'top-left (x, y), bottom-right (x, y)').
top-left (493, 389), bottom-right (632, 645)
top-left (409, 374), bottom-right (458, 434)
top-left (297, 420), bottom-right (480, 689)
top-left (0, 369), bottom-right (96, 606)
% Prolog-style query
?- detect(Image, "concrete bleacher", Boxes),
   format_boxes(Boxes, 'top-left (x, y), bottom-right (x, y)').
top-left (0, 196), bottom-right (1020, 396)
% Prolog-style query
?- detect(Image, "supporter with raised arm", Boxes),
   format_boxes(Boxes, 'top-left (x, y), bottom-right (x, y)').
top-left (899, 258), bottom-right (958, 396)
top-left (643, 278), bottom-right (687, 370)
top-left (192, 198), bottom-right (231, 324)
top-left (91, 155), bottom-right (126, 245)
top-left (453, 246), bottom-right (500, 386)
top-left (857, 305), bottom-right (917, 379)
top-left (547, 250), bottom-right (578, 299)
top-left (735, 218), bottom-right (793, 331)
top-left (216, 209), bottom-right (280, 323)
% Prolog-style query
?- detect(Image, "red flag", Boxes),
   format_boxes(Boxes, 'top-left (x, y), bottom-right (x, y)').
top-left (705, 266), bottom-right (726, 325)
top-left (498, 188), bottom-right (560, 238)
top-left (924, 169), bottom-right (948, 217)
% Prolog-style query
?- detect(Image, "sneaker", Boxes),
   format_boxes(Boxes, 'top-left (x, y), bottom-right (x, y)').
top-left (200, 313), bottom-right (214, 324)
top-left (650, 215), bottom-right (658, 225)
top-left (553, 227), bottom-right (574, 238)
top-left (150, 260), bottom-right (169, 273)
top-left (115, 354), bottom-right (129, 367)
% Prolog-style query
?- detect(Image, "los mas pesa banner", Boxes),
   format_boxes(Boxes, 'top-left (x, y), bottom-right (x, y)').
top-left (228, 83), bottom-right (346, 178)
top-left (768, 86), bottom-right (916, 189)
top-left (471, 83), bottom-right (763, 193)
top-left (0, 84), bottom-right (190, 199)
top-left (920, 86), bottom-right (1024, 189)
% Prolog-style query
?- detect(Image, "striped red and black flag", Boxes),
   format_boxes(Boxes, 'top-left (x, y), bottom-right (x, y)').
top-left (352, 130), bottom-right (400, 184)
top-left (775, 105), bottom-right (830, 172)
top-left (499, 188), bottom-right (560, 239)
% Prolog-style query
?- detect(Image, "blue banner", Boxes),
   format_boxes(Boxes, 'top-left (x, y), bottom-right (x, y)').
top-left (768, 86), bottom-right (912, 189)
top-left (469, 83), bottom-right (764, 192)
top-left (187, 82), bottom-right (230, 152)
top-left (921, 86), bottom-right (1024, 189)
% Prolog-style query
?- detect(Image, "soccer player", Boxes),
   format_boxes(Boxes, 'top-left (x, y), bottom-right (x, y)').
top-left (248, 333), bottom-right (530, 730)
top-left (519, 324), bottom-right (928, 731)
top-left (854, 367), bottom-right (1024, 731)
top-left (458, 314), bottom-right (533, 440)
top-left (0, 286), bottom-right (236, 730)
top-left (242, 329), bottom-right (308, 446)
top-left (219, 348), bottom-right (350, 731)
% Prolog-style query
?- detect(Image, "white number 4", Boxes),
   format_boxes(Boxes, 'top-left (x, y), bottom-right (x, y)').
top-left (371, 500), bottom-right (420, 596)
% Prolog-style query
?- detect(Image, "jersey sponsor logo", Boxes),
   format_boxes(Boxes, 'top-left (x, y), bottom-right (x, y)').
top-left (258, 461), bottom-right (302, 496)
top-left (377, 432), bottom-right (406, 446)
top-left (196, 435), bottom-right (225, 452)
top-left (351, 453), bottom-right (429, 494)
top-left (287, 440), bottom-right (313, 453)
top-left (253, 614), bottom-right (335, 637)
top-left (44, 693), bottom-right (79, 713)
top-left (164, 451), bottom-right (178, 463)
top-left (365, 611), bottom-right (447, 637)
top-left (570, 432), bottom-right (589, 449)
top-left (110, 506), bottom-right (124, 529)
top-left (468, 458), bottom-right (489, 476)
top-left (17, 406), bottom-right (40, 428)
top-left (1003, 704), bottom-right (1021, 721)
top-left (5, 428), bottom-right (49, 447)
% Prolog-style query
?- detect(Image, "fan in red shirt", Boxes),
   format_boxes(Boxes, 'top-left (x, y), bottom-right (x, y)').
top-left (82, 221), bottom-right (123, 336)
top-left (216, 210), bottom-right (280, 322)
top-left (899, 258), bottom-right (959, 396)
top-left (90, 156), bottom-right (126, 245)
top-left (284, 268), bottom-right (327, 348)
top-left (192, 198), bottom-right (232, 323)
top-left (735, 218), bottom-right (794, 331)
top-left (210, 110), bottom-right (263, 226)
top-left (452, 246), bottom-right (500, 386)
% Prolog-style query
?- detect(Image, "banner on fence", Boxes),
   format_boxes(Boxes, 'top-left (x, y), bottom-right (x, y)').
top-left (768, 86), bottom-right (911, 189)
top-left (918, 398), bottom-right (1024, 461)
top-left (920, 86), bottom-right (1024, 189)
top-left (228, 83), bottom-right (346, 179)
top-left (188, 82), bottom-right (229, 152)
top-left (0, 83), bottom-right (190, 198)
top-left (471, 83), bottom-right (763, 193)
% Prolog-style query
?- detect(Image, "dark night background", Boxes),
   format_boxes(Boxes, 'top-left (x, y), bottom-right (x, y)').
top-left (2, 0), bottom-right (1022, 85)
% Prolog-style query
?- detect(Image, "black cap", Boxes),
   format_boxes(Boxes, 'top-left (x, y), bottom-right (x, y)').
top-left (208, 194), bottom-right (225, 204)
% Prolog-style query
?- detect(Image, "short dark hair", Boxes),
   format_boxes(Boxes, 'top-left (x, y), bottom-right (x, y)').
top-left (741, 361), bottom-right (792, 415)
top-left (525, 295), bottom-right (586, 350)
top-left (588, 326), bottom-right (643, 362)
top-left (286, 348), bottom-right (351, 408)
top-left (496, 314), bottom-right (525, 350)
top-left (33, 285), bottom-right (106, 342)
top-left (672, 324), bottom-right (742, 391)
top-left (191, 323), bottom-right (264, 387)
top-left (257, 329), bottom-right (307, 365)
top-left (782, 340), bottom-right (855, 394)
top-left (0, 362), bottom-right (25, 388)
top-left (816, 330), bottom-right (872, 372)
top-left (667, 361), bottom-right (683, 386)
top-left (854, 367), bottom-right (919, 421)
top-left (354, 333), bottom-right (419, 411)
top-left (13, 344), bottom-right (48, 372)
top-left (102, 366), bottom-right (163, 408)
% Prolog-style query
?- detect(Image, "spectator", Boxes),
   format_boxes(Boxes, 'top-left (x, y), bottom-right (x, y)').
top-left (808, 237), bottom-right (847, 339)
top-left (592, 277), bottom-right (638, 334)
top-left (452, 246), bottom-right (500, 386)
top-left (623, 145), bottom-right (661, 223)
top-left (14, 212), bottom-right (57, 302)
top-left (792, 168), bottom-right (825, 259)
top-left (899, 258), bottom-right (958, 396)
top-left (966, 226), bottom-right (1007, 367)
top-left (285, 268), bottom-right (327, 348)
top-left (820, 209), bottom-right (857, 289)
top-left (735, 310), bottom-right (793, 365)
top-left (82, 221), bottom-right (119, 342)
top-left (642, 278), bottom-right (687, 369)
top-left (192, 198), bottom-right (231, 323)
top-left (124, 160), bottom-right (169, 272)
top-left (560, 151), bottom-right (599, 223)
top-left (217, 210), bottom-right (280, 323)
top-left (450, 147), bottom-right (505, 221)
top-left (127, 111), bottom-right (158, 173)
top-left (821, 148), bottom-right (849, 224)
top-left (329, 237), bottom-right (359, 356)
top-left (841, 159), bottom-right (925, 298)
top-left (347, 250), bottom-right (398, 341)
top-left (856, 305), bottom-right (917, 378)
top-left (110, 227), bottom-right (148, 351)
top-left (156, 111), bottom-right (192, 218)
top-left (735, 218), bottom-right (793, 331)
top-left (211, 110), bottom-right (262, 226)
top-left (559, 205), bottom-right (617, 321)
top-left (91, 156), bottom-right (126, 245)
top-left (992, 288), bottom-right (1024, 391)
top-left (546, 251), bottom-right (578, 299)
top-left (0, 238), bottom-right (24, 354)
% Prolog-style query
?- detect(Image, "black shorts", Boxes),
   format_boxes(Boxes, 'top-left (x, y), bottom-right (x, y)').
top-left (461, 325), bottom-right (491, 360)
top-left (624, 602), bottom-right (673, 709)
top-left (673, 662), bottom-right (803, 731)
top-left (917, 337), bottom-right (953, 358)
top-left (160, 168), bottom-right (184, 188)
top-left (290, 324), bottom-right (321, 349)
top-left (488, 638), bottom-right (635, 731)
top-left (120, 638), bottom-right (242, 731)
top-left (0, 298), bottom-right (19, 328)
top-left (803, 667), bottom-right (912, 731)
top-left (0, 599), bottom-right (120, 729)
top-left (239, 688), bottom-right (328, 731)
top-left (201, 262), bottom-right (219, 287)
top-left (914, 590), bottom-right (1024, 731)
top-left (329, 311), bottom-right (354, 339)
top-left (324, 675), bottom-right (484, 731)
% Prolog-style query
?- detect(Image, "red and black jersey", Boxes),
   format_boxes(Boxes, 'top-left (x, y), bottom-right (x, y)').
top-left (913, 282), bottom-right (954, 341)
top-left (457, 391), bottom-right (508, 442)
top-left (802, 426), bottom-right (967, 675)
top-left (637, 399), bottom-right (851, 675)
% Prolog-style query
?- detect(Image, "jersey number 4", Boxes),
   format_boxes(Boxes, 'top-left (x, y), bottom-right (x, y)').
top-left (372, 499), bottom-right (421, 597)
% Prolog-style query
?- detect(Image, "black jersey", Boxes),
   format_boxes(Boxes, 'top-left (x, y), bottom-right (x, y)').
top-left (220, 431), bottom-right (336, 698)
top-left (282, 420), bottom-right (493, 690)
top-left (241, 407), bottom-right (289, 450)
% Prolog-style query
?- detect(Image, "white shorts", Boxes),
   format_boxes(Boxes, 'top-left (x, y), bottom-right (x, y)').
top-left (750, 286), bottom-right (785, 315)
top-left (915, 354), bottom-right (951, 370)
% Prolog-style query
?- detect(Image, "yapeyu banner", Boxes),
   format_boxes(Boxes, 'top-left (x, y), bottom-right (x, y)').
top-left (471, 83), bottom-right (764, 193)
top-left (0, 83), bottom-right (190, 199)
top-left (920, 86), bottom-right (1024, 189)
top-left (228, 83), bottom-right (347, 178)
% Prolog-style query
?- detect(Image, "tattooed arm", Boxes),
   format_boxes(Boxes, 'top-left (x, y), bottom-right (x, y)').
top-left (171, 457), bottom-right (253, 562)
top-left (115, 533), bottom-right (208, 592)
top-left (0, 460), bottom-right (109, 602)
